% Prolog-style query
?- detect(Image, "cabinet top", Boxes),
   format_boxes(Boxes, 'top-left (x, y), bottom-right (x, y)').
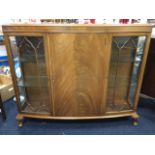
top-left (2, 24), bottom-right (152, 33)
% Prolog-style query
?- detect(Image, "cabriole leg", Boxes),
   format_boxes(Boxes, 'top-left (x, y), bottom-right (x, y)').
top-left (16, 114), bottom-right (24, 127)
top-left (131, 113), bottom-right (139, 126)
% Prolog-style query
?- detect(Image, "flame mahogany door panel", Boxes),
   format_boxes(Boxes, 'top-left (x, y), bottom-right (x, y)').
top-left (49, 34), bottom-right (111, 116)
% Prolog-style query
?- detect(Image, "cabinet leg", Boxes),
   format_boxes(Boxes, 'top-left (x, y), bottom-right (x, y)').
top-left (18, 121), bottom-right (23, 127)
top-left (16, 114), bottom-right (24, 127)
top-left (131, 113), bottom-right (139, 126)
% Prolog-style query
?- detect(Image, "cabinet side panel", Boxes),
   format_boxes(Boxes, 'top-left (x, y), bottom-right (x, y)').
top-left (49, 34), bottom-right (108, 116)
top-left (4, 34), bottom-right (21, 112)
top-left (133, 34), bottom-right (151, 110)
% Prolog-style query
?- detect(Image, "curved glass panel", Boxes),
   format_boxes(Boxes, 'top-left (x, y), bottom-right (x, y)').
top-left (107, 36), bottom-right (146, 112)
top-left (9, 36), bottom-right (50, 114)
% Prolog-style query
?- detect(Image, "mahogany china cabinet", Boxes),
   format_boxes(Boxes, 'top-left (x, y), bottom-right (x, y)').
top-left (2, 24), bottom-right (152, 127)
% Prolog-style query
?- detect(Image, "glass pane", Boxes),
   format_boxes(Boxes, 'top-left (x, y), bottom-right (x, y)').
top-left (107, 36), bottom-right (146, 112)
top-left (9, 36), bottom-right (50, 114)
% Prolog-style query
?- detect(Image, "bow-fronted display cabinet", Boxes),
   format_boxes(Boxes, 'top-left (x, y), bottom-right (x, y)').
top-left (2, 24), bottom-right (152, 127)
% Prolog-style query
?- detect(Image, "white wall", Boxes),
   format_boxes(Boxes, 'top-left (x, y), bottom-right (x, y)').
top-left (0, 20), bottom-right (10, 56)
top-left (0, 26), bottom-right (2, 35)
top-left (0, 46), bottom-right (7, 56)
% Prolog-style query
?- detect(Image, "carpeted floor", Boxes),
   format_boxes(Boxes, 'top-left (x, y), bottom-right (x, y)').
top-left (0, 97), bottom-right (155, 135)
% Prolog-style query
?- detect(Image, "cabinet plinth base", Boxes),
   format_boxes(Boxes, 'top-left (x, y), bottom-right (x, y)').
top-left (16, 112), bottom-right (140, 126)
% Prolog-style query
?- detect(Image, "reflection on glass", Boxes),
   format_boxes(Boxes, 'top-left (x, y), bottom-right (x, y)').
top-left (9, 36), bottom-right (50, 114)
top-left (107, 36), bottom-right (146, 112)
top-left (10, 36), bottom-right (26, 105)
top-left (129, 36), bottom-right (146, 103)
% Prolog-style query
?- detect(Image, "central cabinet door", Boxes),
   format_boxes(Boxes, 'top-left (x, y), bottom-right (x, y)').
top-left (49, 34), bottom-right (111, 116)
